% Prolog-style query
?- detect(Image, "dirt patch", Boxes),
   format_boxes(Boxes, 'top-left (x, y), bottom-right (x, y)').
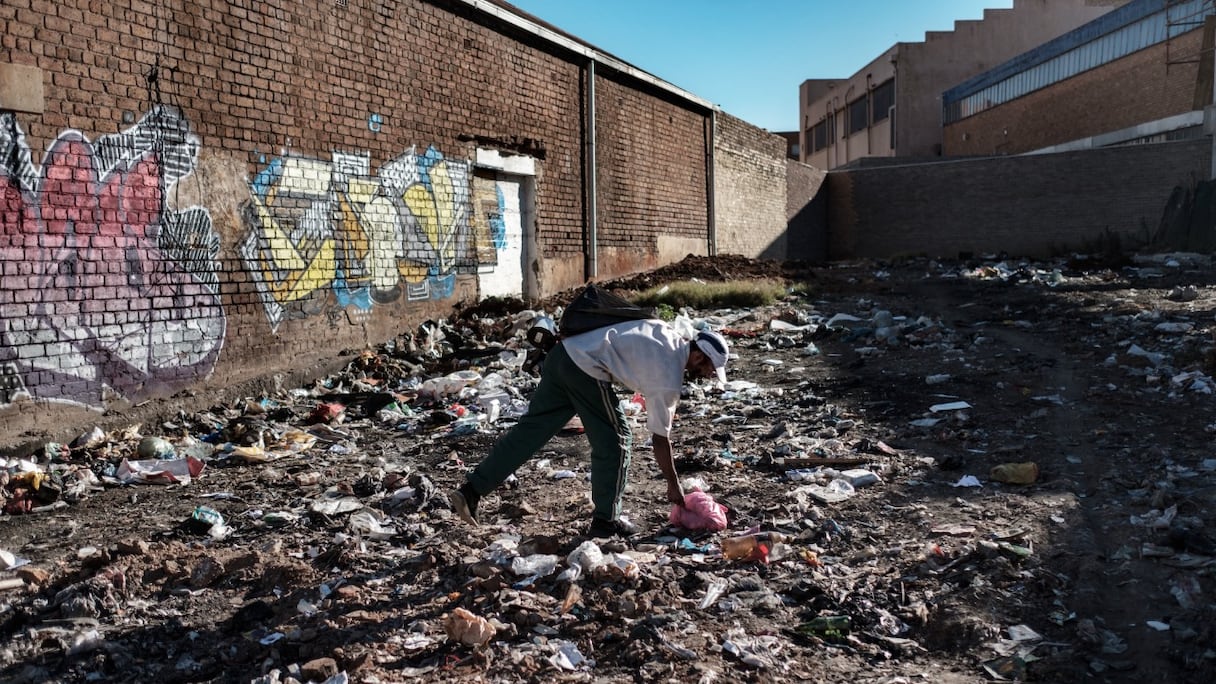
top-left (1, 253), bottom-right (1214, 683)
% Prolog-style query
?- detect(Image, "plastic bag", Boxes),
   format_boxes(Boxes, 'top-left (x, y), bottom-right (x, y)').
top-left (510, 553), bottom-right (558, 577)
top-left (559, 284), bottom-right (655, 337)
top-left (669, 490), bottom-right (728, 531)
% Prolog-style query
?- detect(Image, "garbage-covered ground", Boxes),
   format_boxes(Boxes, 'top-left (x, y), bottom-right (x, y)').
top-left (1, 252), bottom-right (1215, 683)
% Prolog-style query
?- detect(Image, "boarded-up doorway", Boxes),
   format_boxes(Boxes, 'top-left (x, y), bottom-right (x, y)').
top-left (472, 167), bottom-right (537, 300)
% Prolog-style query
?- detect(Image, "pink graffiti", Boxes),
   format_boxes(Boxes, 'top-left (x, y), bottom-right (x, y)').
top-left (1, 133), bottom-right (224, 405)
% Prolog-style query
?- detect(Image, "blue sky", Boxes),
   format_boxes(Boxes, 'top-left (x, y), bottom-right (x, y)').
top-left (507, 0), bottom-right (1014, 132)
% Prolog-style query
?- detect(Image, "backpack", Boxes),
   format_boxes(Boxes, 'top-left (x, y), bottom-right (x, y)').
top-left (558, 284), bottom-right (655, 337)
top-left (523, 284), bottom-right (655, 374)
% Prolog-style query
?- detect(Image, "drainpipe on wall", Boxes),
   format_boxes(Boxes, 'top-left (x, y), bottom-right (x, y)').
top-left (1209, 18), bottom-right (1216, 180)
top-left (829, 96), bottom-right (837, 169)
top-left (587, 58), bottom-right (598, 280)
top-left (843, 84), bottom-right (854, 166)
top-left (890, 53), bottom-right (898, 155)
top-left (707, 109), bottom-right (716, 256)
top-left (865, 73), bottom-right (872, 156)
top-left (451, 0), bottom-right (715, 279)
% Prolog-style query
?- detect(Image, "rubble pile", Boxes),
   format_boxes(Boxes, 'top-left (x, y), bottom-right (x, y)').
top-left (0, 253), bottom-right (1213, 683)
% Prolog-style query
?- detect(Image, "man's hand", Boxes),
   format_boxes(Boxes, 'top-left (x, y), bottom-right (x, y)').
top-left (652, 434), bottom-right (684, 506)
top-left (666, 480), bottom-right (686, 507)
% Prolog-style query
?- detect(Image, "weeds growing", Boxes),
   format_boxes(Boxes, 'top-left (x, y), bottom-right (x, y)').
top-left (630, 278), bottom-right (799, 311)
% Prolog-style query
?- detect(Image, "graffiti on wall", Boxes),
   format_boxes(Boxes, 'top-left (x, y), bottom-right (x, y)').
top-left (241, 145), bottom-right (507, 331)
top-left (473, 181), bottom-right (508, 269)
top-left (0, 106), bottom-right (225, 408)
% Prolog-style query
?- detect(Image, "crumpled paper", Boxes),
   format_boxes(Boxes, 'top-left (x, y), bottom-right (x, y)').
top-left (444, 607), bottom-right (496, 646)
top-left (114, 455), bottom-right (205, 485)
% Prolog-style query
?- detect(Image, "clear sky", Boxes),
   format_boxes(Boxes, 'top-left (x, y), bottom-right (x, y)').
top-left (506, 0), bottom-right (1015, 132)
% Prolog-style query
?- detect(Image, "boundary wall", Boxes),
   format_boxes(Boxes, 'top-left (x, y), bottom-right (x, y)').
top-left (712, 112), bottom-right (787, 258)
top-left (826, 140), bottom-right (1211, 259)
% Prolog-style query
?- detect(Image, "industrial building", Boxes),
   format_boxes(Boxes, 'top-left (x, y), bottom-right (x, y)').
top-left (799, 0), bottom-right (1113, 170)
top-left (943, 0), bottom-right (1214, 156)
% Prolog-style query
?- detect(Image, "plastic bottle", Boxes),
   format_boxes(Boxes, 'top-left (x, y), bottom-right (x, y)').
top-left (797, 615), bottom-right (851, 636)
top-left (720, 531), bottom-right (786, 561)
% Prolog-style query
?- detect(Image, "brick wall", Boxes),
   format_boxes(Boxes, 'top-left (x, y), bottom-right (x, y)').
top-left (828, 139), bottom-right (1211, 260)
top-left (713, 112), bottom-right (788, 258)
top-left (944, 29), bottom-right (1203, 155)
top-left (593, 75), bottom-right (711, 275)
top-left (0, 0), bottom-right (718, 445)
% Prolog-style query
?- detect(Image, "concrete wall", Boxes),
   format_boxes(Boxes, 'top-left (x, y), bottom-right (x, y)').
top-left (894, 0), bottom-right (1113, 157)
top-left (0, 0), bottom-right (721, 444)
top-left (897, 1), bottom-right (1113, 158)
top-left (800, 50), bottom-right (896, 171)
top-left (785, 160), bottom-right (828, 262)
top-left (712, 112), bottom-right (788, 259)
top-left (944, 29), bottom-right (1204, 156)
top-left (827, 139), bottom-right (1210, 260)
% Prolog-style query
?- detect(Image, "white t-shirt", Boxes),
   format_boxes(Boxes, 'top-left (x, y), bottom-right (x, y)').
top-left (561, 319), bottom-right (689, 437)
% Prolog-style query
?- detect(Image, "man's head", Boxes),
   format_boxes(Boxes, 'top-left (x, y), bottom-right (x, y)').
top-left (687, 330), bottom-right (729, 383)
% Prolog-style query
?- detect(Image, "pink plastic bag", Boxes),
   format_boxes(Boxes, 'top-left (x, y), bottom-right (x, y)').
top-left (669, 490), bottom-right (728, 531)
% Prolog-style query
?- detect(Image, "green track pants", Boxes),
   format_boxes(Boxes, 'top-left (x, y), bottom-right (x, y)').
top-left (467, 343), bottom-right (632, 521)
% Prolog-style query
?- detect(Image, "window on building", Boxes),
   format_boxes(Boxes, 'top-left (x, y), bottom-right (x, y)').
top-left (811, 120), bottom-right (828, 152)
top-left (941, 0), bottom-right (1212, 125)
top-left (848, 95), bottom-right (868, 135)
top-left (871, 79), bottom-right (894, 123)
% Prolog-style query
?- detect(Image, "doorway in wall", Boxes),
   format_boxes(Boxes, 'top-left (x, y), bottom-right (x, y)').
top-left (471, 168), bottom-right (537, 300)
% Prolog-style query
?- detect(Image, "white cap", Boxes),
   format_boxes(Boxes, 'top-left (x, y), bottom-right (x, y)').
top-left (694, 330), bottom-right (729, 383)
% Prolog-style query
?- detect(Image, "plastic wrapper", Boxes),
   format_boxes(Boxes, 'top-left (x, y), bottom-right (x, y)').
top-left (511, 553), bottom-right (558, 577)
top-left (418, 370), bottom-right (482, 400)
top-left (591, 553), bottom-right (640, 582)
top-left (566, 540), bottom-right (605, 572)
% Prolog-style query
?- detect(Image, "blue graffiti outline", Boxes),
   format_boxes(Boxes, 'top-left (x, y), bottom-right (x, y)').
top-left (333, 271), bottom-right (374, 310)
top-left (417, 145), bottom-right (444, 194)
top-left (250, 157), bottom-right (284, 201)
top-left (491, 185), bottom-right (507, 249)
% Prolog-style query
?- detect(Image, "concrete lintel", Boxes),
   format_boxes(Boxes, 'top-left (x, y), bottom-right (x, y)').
top-left (0, 64), bottom-right (45, 114)
top-left (474, 148), bottom-right (536, 175)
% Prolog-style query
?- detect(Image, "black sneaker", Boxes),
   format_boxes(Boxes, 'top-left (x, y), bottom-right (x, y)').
top-left (449, 482), bottom-right (480, 526)
top-left (587, 517), bottom-right (639, 538)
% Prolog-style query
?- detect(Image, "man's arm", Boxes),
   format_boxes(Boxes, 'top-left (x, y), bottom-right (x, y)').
top-left (652, 434), bottom-right (685, 506)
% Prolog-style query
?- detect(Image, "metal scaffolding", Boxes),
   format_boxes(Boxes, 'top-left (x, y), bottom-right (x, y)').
top-left (1165, 0), bottom-right (1215, 68)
